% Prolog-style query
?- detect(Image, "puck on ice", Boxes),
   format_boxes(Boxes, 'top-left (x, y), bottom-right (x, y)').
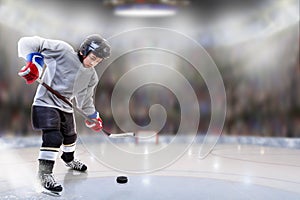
top-left (116, 176), bottom-right (128, 184)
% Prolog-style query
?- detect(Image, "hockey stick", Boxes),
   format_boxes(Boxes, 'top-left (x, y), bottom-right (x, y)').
top-left (35, 78), bottom-right (135, 138)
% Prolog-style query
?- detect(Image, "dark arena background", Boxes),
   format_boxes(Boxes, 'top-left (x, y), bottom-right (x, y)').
top-left (0, 0), bottom-right (299, 199)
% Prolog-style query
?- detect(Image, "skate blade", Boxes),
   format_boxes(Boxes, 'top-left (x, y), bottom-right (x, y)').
top-left (42, 189), bottom-right (62, 197)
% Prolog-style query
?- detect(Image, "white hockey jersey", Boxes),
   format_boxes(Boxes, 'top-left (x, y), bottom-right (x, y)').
top-left (18, 36), bottom-right (98, 116)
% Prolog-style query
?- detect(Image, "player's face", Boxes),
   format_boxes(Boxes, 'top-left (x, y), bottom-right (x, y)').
top-left (83, 52), bottom-right (103, 68)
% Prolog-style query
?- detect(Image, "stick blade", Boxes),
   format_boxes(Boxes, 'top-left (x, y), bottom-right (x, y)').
top-left (108, 132), bottom-right (135, 138)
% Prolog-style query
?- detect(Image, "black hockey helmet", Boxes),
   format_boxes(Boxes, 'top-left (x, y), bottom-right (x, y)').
top-left (79, 34), bottom-right (111, 59)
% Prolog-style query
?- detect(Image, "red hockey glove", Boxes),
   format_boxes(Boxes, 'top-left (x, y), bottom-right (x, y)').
top-left (18, 52), bottom-right (44, 84)
top-left (85, 111), bottom-right (103, 132)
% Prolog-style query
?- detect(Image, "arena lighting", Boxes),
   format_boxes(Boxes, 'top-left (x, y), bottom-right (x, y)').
top-left (114, 4), bottom-right (177, 17)
top-left (103, 0), bottom-right (190, 17)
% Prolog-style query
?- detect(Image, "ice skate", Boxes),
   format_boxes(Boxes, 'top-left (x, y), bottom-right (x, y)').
top-left (65, 159), bottom-right (87, 172)
top-left (39, 173), bottom-right (63, 196)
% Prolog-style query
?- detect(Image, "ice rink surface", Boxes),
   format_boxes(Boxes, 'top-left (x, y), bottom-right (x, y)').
top-left (0, 135), bottom-right (300, 200)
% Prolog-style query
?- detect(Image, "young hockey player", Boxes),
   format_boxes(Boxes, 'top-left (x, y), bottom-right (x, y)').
top-left (17, 34), bottom-right (111, 194)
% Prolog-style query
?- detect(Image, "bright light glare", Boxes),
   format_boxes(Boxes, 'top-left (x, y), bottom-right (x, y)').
top-left (114, 5), bottom-right (177, 17)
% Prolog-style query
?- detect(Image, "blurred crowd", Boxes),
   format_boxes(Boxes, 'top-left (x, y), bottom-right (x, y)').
top-left (0, 26), bottom-right (299, 138)
top-left (95, 47), bottom-right (299, 137)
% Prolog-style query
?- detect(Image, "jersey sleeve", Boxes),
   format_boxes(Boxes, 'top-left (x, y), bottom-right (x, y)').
top-left (18, 36), bottom-right (74, 59)
top-left (18, 36), bottom-right (42, 59)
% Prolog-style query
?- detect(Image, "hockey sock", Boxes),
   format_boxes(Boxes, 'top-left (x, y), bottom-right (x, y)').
top-left (61, 151), bottom-right (74, 163)
top-left (38, 159), bottom-right (55, 175)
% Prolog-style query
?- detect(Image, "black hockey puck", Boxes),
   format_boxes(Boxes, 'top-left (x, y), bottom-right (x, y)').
top-left (116, 176), bottom-right (128, 184)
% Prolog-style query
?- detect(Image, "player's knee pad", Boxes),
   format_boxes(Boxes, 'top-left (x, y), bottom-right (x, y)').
top-left (63, 133), bottom-right (77, 146)
top-left (41, 129), bottom-right (63, 148)
top-left (32, 106), bottom-right (60, 130)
